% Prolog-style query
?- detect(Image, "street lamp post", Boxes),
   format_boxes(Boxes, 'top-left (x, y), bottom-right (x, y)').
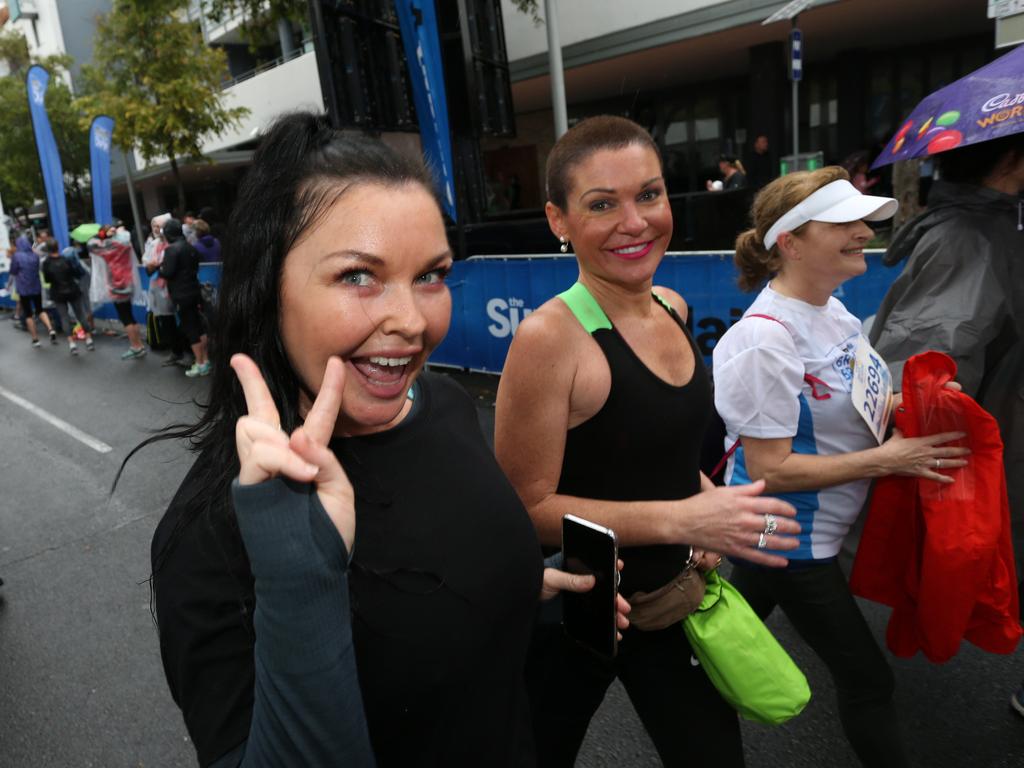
top-left (120, 149), bottom-right (145, 256)
top-left (544, 0), bottom-right (568, 139)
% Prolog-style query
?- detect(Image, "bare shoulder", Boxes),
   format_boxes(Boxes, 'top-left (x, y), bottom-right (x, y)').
top-left (653, 285), bottom-right (689, 322)
top-left (505, 296), bottom-right (586, 364)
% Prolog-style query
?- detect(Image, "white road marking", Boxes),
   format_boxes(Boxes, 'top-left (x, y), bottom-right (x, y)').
top-left (0, 384), bottom-right (113, 454)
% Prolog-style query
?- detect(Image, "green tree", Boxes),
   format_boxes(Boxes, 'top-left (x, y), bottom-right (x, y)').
top-left (511, 0), bottom-right (542, 24)
top-left (0, 29), bottom-right (91, 215)
top-left (203, 0), bottom-right (306, 48)
top-left (79, 0), bottom-right (249, 213)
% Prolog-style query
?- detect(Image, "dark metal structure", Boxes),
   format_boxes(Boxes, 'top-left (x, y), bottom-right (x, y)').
top-left (304, 0), bottom-right (763, 256)
top-left (306, 0), bottom-right (515, 248)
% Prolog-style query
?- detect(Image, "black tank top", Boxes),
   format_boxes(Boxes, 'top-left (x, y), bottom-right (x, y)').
top-left (556, 282), bottom-right (712, 597)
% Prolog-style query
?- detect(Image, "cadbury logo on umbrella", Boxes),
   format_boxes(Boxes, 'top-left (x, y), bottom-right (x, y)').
top-left (983, 93), bottom-right (1024, 112)
top-left (872, 43), bottom-right (1024, 169)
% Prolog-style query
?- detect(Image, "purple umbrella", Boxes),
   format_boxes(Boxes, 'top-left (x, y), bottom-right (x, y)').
top-left (871, 43), bottom-right (1024, 169)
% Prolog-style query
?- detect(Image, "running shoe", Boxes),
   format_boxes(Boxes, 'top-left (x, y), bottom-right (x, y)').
top-left (121, 346), bottom-right (147, 360)
top-left (1012, 685), bottom-right (1024, 719)
top-left (162, 353), bottom-right (184, 367)
top-left (185, 361), bottom-right (212, 378)
top-left (49, 329), bottom-right (57, 344)
top-left (85, 338), bottom-right (95, 351)
top-left (31, 339), bottom-right (41, 348)
top-left (69, 342), bottom-right (78, 356)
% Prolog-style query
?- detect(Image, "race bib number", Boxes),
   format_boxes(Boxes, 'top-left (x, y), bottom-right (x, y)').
top-left (851, 335), bottom-right (893, 444)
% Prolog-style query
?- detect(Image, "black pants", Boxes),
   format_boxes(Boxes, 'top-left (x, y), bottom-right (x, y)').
top-left (173, 294), bottom-right (206, 345)
top-left (729, 560), bottom-right (909, 768)
top-left (526, 620), bottom-right (744, 767)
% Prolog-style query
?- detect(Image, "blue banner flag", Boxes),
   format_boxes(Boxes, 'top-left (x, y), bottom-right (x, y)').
top-left (26, 65), bottom-right (70, 250)
top-left (395, 0), bottom-right (457, 222)
top-left (90, 116), bottom-right (115, 225)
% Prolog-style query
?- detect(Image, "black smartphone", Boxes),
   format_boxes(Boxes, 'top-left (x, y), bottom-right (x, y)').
top-left (561, 514), bottom-right (619, 659)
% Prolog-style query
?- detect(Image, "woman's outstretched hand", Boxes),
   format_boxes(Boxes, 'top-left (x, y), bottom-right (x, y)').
top-left (681, 480), bottom-right (800, 568)
top-left (231, 353), bottom-right (356, 548)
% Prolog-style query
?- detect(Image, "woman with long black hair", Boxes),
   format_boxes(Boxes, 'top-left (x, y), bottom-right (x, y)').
top-left (139, 111), bottom-right (626, 768)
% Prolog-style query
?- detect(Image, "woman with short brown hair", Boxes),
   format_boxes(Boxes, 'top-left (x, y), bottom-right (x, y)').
top-left (496, 115), bottom-right (800, 766)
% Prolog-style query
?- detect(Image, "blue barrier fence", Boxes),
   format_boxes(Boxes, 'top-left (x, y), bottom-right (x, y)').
top-left (432, 250), bottom-right (901, 373)
top-left (2, 252), bottom-right (900, 373)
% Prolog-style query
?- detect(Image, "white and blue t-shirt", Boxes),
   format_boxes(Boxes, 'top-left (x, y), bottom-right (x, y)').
top-left (712, 285), bottom-right (877, 560)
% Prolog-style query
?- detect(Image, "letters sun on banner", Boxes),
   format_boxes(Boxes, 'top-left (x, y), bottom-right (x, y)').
top-left (90, 116), bottom-right (115, 226)
top-left (394, 0), bottom-right (457, 222)
top-left (26, 65), bottom-right (70, 250)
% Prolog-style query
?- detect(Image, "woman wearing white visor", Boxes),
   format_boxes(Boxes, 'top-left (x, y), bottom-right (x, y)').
top-left (712, 167), bottom-right (969, 767)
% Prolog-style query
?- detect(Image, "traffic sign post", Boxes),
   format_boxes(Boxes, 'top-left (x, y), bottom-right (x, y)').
top-left (763, 1), bottom-right (819, 172)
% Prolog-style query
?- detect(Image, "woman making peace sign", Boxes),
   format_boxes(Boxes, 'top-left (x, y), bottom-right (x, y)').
top-left (147, 112), bottom-right (627, 768)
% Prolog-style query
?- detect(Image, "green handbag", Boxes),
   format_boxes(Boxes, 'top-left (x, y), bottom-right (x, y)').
top-left (683, 570), bottom-right (811, 725)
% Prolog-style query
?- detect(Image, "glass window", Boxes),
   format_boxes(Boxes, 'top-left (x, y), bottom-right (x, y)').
top-left (898, 56), bottom-right (925, 116)
top-left (929, 51), bottom-right (955, 90)
top-left (693, 96), bottom-right (721, 180)
top-left (662, 105), bottom-right (692, 193)
top-left (694, 117), bottom-right (720, 141)
top-left (958, 46), bottom-right (987, 78)
top-left (868, 58), bottom-right (895, 144)
top-left (665, 119), bottom-right (689, 146)
top-left (807, 74), bottom-right (837, 160)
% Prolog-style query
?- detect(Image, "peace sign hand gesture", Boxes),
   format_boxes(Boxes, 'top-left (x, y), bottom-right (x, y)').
top-left (231, 353), bottom-right (356, 549)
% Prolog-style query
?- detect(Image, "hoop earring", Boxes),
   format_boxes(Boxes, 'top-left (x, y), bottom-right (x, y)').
top-left (559, 235), bottom-right (569, 254)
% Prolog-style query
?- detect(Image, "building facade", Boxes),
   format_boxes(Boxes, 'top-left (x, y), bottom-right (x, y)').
top-left (490, 0), bottom-right (996, 209)
top-left (0, 0), bottom-right (1009, 250)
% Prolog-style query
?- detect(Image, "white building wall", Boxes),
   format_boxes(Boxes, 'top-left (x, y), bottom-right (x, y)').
top-left (203, 49), bottom-right (323, 153)
top-left (9, 0), bottom-right (67, 59)
top-left (500, 0), bottom-right (728, 61)
top-left (133, 49), bottom-right (323, 170)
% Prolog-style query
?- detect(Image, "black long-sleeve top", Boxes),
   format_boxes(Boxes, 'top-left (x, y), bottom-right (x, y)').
top-left (152, 373), bottom-right (545, 767)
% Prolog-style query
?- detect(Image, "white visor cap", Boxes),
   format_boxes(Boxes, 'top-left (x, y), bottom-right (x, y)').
top-left (762, 179), bottom-right (898, 251)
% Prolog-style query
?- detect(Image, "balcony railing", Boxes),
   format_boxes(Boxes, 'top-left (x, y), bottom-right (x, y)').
top-left (220, 38), bottom-right (313, 89)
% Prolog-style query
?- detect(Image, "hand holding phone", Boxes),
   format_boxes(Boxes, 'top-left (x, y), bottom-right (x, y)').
top-left (561, 514), bottom-right (619, 658)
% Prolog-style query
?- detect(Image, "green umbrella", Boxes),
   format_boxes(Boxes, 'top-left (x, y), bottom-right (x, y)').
top-left (70, 223), bottom-right (101, 243)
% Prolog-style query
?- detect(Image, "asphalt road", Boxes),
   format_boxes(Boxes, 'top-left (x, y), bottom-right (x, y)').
top-left (0, 312), bottom-right (1022, 767)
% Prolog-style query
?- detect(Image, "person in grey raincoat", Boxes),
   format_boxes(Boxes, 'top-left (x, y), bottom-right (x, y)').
top-left (868, 132), bottom-right (1024, 591)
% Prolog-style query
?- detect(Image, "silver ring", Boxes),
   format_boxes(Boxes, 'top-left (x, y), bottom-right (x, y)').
top-left (684, 545), bottom-right (698, 571)
top-left (763, 513), bottom-right (778, 536)
top-left (934, 458), bottom-right (941, 469)
top-left (757, 532), bottom-right (768, 549)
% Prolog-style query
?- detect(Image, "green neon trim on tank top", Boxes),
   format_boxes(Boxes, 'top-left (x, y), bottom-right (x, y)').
top-left (557, 282), bottom-right (612, 333)
top-left (557, 281), bottom-right (675, 335)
